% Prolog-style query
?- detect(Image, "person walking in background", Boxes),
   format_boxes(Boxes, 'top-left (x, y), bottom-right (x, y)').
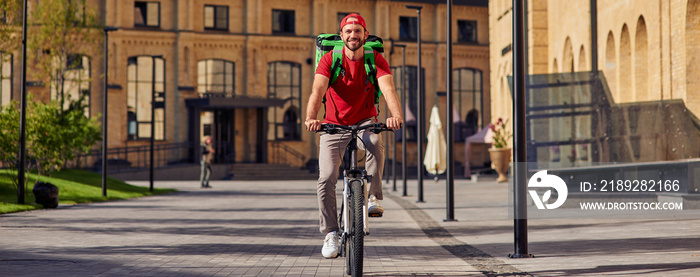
top-left (200, 136), bottom-right (214, 188)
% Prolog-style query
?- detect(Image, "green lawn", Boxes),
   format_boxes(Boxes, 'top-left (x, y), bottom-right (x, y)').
top-left (0, 169), bottom-right (176, 214)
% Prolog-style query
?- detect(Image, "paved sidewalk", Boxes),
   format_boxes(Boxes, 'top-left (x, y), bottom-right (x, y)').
top-left (392, 176), bottom-right (700, 276)
top-left (2, 177), bottom-right (700, 276)
top-left (0, 180), bottom-right (485, 277)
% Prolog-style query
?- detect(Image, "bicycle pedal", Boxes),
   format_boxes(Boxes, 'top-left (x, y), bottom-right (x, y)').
top-left (368, 212), bottom-right (383, 218)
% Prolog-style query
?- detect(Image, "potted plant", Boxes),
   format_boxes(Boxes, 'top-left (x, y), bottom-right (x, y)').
top-left (489, 118), bottom-right (512, 182)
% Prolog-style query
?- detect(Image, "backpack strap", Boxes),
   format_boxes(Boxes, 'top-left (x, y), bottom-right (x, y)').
top-left (363, 45), bottom-right (382, 105)
top-left (322, 45), bottom-right (345, 106)
top-left (329, 45), bottom-right (345, 85)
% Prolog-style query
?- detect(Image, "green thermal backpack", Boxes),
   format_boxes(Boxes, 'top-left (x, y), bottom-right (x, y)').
top-left (314, 34), bottom-right (385, 105)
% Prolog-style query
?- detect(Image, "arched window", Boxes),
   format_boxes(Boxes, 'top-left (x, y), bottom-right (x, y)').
top-left (50, 54), bottom-right (91, 115)
top-left (452, 67), bottom-right (484, 141)
top-left (0, 52), bottom-right (11, 106)
top-left (635, 16), bottom-right (648, 101)
top-left (197, 59), bottom-right (235, 97)
top-left (579, 45), bottom-right (587, 71)
top-left (563, 37), bottom-right (574, 72)
top-left (127, 56), bottom-right (166, 141)
top-left (267, 61), bottom-right (301, 140)
top-left (605, 31), bottom-right (616, 98)
top-left (619, 25), bottom-right (632, 102)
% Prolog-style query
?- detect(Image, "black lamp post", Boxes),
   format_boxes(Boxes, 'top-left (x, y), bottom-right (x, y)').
top-left (149, 55), bottom-right (163, 192)
top-left (17, 0), bottom-right (28, 204)
top-left (406, 5), bottom-right (424, 203)
top-left (445, 0), bottom-right (457, 222)
top-left (102, 27), bottom-right (118, 197)
top-left (510, 0), bottom-right (532, 258)
top-left (390, 42), bottom-right (407, 194)
top-left (393, 44), bottom-right (407, 196)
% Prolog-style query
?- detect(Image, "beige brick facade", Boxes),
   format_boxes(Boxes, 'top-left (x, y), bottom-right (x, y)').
top-left (489, 0), bottom-right (700, 162)
top-left (3, 0), bottom-right (490, 170)
top-left (491, 0), bottom-right (700, 119)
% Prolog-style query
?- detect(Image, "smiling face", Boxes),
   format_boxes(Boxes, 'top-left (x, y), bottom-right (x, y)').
top-left (340, 17), bottom-right (368, 52)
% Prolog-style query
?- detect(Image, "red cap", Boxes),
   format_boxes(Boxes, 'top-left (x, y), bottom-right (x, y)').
top-left (340, 13), bottom-right (367, 31)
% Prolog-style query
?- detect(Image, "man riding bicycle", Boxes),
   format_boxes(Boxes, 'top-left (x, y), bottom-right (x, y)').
top-left (305, 13), bottom-right (403, 259)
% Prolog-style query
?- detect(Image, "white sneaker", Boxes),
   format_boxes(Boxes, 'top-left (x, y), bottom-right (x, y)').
top-left (321, 231), bottom-right (339, 258)
top-left (368, 195), bottom-right (384, 217)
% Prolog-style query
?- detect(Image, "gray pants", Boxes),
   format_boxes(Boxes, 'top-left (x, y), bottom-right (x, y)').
top-left (200, 161), bottom-right (211, 187)
top-left (317, 119), bottom-right (385, 234)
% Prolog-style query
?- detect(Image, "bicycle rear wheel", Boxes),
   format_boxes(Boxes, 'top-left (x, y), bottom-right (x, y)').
top-left (346, 179), bottom-right (364, 277)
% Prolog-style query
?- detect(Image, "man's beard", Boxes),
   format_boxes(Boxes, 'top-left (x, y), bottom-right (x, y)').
top-left (344, 37), bottom-right (365, 51)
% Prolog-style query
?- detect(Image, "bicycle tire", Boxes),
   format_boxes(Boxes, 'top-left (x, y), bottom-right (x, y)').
top-left (344, 189), bottom-right (352, 275)
top-left (345, 194), bottom-right (352, 275)
top-left (350, 180), bottom-right (364, 277)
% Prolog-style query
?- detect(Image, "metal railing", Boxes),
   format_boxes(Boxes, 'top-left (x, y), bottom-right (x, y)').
top-left (65, 142), bottom-right (197, 173)
top-left (269, 141), bottom-right (306, 167)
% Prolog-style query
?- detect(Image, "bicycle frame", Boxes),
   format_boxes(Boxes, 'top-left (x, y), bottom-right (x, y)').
top-left (341, 130), bottom-right (370, 237)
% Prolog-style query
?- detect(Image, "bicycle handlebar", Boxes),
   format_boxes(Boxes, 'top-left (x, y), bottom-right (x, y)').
top-left (318, 123), bottom-right (395, 135)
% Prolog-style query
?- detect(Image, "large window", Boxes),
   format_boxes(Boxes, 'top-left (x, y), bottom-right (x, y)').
top-left (134, 1), bottom-right (160, 27)
top-left (267, 61), bottom-right (301, 140)
top-left (391, 65), bottom-right (424, 141)
top-left (272, 9), bottom-right (295, 34)
top-left (127, 56), bottom-right (165, 141)
top-left (197, 59), bottom-right (234, 97)
top-left (453, 68), bottom-right (484, 141)
top-left (399, 16), bottom-right (417, 41)
top-left (1, 52), bottom-right (11, 106)
top-left (50, 54), bottom-right (91, 115)
top-left (204, 5), bottom-right (228, 30)
top-left (457, 20), bottom-right (478, 43)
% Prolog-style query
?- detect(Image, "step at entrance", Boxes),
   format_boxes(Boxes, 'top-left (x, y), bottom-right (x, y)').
top-left (229, 163), bottom-right (318, 180)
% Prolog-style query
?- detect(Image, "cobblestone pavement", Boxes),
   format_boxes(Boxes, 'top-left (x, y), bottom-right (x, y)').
top-left (0, 180), bottom-right (488, 277)
top-left (3, 177), bottom-right (700, 276)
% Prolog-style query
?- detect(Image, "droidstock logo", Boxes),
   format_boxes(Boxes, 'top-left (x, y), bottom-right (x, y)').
top-left (528, 170), bottom-right (568, 209)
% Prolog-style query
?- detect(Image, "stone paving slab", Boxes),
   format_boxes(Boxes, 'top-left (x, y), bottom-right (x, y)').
top-left (395, 176), bottom-right (700, 277)
top-left (4, 177), bottom-right (700, 276)
top-left (0, 180), bottom-right (482, 277)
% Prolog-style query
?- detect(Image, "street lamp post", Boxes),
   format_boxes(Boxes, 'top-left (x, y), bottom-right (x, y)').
top-left (149, 55), bottom-right (163, 192)
top-left (102, 27), bottom-right (118, 197)
top-left (393, 44), bottom-right (408, 196)
top-left (445, 0), bottom-right (456, 222)
top-left (17, 0), bottom-right (28, 204)
top-left (406, 5), bottom-right (424, 203)
top-left (390, 42), bottom-right (407, 194)
top-left (400, 46), bottom-right (406, 197)
top-left (510, 0), bottom-right (532, 258)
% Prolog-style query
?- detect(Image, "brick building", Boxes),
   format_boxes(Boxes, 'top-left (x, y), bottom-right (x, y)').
top-left (490, 0), bottom-right (700, 164)
top-left (1, 0), bottom-right (490, 172)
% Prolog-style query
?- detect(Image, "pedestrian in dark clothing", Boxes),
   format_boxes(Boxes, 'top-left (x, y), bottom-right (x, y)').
top-left (200, 136), bottom-right (214, 188)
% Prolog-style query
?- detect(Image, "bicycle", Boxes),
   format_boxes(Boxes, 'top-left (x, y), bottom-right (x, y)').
top-left (318, 122), bottom-right (393, 277)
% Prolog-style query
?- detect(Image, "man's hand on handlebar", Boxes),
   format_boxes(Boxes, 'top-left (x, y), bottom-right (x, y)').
top-left (305, 119), bottom-right (322, 132)
top-left (385, 117), bottom-right (403, 130)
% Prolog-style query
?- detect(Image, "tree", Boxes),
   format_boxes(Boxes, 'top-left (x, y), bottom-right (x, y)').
top-left (0, 0), bottom-right (22, 53)
top-left (28, 0), bottom-right (102, 110)
top-left (0, 97), bottom-right (101, 192)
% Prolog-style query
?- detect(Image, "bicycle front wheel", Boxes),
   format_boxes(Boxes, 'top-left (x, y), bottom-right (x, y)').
top-left (346, 179), bottom-right (364, 277)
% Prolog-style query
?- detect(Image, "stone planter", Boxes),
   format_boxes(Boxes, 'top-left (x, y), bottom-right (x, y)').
top-left (489, 148), bottom-right (511, 183)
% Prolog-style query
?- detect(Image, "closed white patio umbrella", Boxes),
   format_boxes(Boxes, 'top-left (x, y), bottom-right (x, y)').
top-left (424, 105), bottom-right (447, 181)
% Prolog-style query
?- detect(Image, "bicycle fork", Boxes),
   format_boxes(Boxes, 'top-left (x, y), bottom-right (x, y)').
top-left (342, 175), bottom-right (370, 236)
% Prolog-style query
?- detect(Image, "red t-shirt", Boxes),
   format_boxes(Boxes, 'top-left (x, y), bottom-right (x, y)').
top-left (315, 50), bottom-right (391, 125)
